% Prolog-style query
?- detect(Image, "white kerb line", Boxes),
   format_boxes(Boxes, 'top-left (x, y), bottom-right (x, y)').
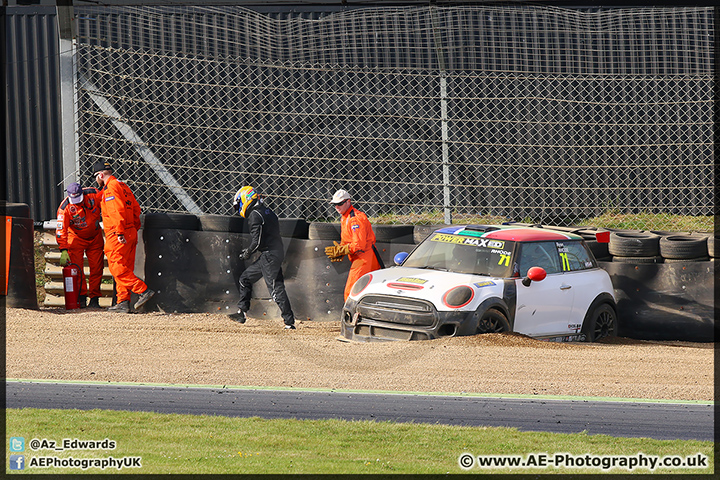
top-left (78, 74), bottom-right (204, 214)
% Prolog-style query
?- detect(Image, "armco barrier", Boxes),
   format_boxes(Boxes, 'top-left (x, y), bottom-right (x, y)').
top-left (143, 230), bottom-right (714, 341)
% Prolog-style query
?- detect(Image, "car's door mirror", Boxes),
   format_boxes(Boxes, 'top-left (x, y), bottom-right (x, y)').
top-left (394, 251), bottom-right (409, 265)
top-left (522, 266), bottom-right (547, 287)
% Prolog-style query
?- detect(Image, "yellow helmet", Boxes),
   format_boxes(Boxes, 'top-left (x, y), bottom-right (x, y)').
top-left (233, 186), bottom-right (257, 218)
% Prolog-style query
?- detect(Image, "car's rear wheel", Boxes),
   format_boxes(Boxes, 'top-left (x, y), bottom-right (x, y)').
top-left (582, 303), bottom-right (617, 342)
top-left (477, 308), bottom-right (510, 334)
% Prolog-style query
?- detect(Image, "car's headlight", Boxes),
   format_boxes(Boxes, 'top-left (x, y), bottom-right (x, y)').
top-left (442, 285), bottom-right (474, 308)
top-left (350, 274), bottom-right (372, 297)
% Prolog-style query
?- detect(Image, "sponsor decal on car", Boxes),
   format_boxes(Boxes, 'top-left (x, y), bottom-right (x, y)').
top-left (396, 277), bottom-right (428, 284)
top-left (431, 233), bottom-right (505, 249)
top-left (473, 281), bottom-right (496, 288)
top-left (546, 334), bottom-right (586, 343)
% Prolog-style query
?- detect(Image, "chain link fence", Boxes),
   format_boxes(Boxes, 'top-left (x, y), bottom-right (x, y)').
top-left (74, 4), bottom-right (714, 230)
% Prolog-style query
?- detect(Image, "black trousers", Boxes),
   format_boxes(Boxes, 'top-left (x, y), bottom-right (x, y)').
top-left (237, 251), bottom-right (295, 325)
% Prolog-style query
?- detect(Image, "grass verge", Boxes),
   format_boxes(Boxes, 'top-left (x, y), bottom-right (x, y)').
top-left (367, 210), bottom-right (714, 233)
top-left (6, 408), bottom-right (714, 475)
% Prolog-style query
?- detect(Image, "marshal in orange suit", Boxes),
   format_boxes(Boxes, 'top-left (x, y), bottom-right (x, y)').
top-left (93, 161), bottom-right (154, 313)
top-left (55, 182), bottom-right (104, 308)
top-left (325, 189), bottom-right (384, 300)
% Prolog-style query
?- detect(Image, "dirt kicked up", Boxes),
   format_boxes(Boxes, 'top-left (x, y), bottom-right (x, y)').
top-left (5, 307), bottom-right (713, 402)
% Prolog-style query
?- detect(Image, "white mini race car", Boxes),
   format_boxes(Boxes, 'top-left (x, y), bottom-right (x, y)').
top-left (340, 224), bottom-right (617, 343)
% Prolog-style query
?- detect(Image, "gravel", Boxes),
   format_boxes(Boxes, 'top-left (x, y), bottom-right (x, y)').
top-left (6, 307), bottom-right (713, 402)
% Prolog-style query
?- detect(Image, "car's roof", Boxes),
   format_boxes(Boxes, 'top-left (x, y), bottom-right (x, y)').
top-left (433, 224), bottom-right (583, 242)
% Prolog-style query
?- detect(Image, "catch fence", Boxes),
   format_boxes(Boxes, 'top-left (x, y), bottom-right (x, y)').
top-left (73, 4), bottom-right (714, 228)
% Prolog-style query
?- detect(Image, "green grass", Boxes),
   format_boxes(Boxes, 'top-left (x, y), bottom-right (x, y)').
top-left (6, 408), bottom-right (714, 475)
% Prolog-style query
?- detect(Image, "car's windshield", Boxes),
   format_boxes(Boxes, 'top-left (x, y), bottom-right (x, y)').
top-left (403, 232), bottom-right (515, 277)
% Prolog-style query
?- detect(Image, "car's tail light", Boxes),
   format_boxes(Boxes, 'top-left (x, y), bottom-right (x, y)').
top-left (442, 285), bottom-right (474, 308)
top-left (350, 274), bottom-right (372, 296)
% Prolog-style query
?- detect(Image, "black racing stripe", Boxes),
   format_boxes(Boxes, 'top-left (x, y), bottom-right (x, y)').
top-left (502, 278), bottom-right (517, 329)
top-left (349, 209), bottom-right (356, 217)
top-left (60, 198), bottom-right (70, 209)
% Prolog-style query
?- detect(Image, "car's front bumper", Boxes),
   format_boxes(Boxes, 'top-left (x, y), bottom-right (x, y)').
top-left (340, 297), bottom-right (475, 342)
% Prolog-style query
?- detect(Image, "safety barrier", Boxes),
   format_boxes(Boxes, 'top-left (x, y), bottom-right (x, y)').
top-left (2, 202), bottom-right (38, 309)
top-left (28, 213), bottom-right (716, 341)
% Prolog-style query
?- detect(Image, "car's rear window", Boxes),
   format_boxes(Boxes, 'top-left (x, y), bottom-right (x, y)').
top-left (403, 232), bottom-right (515, 277)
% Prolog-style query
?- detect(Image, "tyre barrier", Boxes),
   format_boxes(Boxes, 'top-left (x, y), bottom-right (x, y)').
top-left (606, 231), bottom-right (715, 264)
top-left (142, 226), bottom-right (411, 320)
top-left (611, 256), bottom-right (663, 264)
top-left (1, 202), bottom-right (31, 219)
top-left (198, 214), bottom-right (246, 233)
top-left (2, 206), bottom-right (39, 309)
top-left (142, 212), bottom-right (199, 230)
top-left (608, 231), bottom-right (660, 257)
top-left (413, 224), bottom-right (447, 244)
top-left (373, 224), bottom-right (415, 244)
top-left (707, 235), bottom-right (717, 257)
top-left (278, 218), bottom-right (309, 239)
top-left (20, 214), bottom-right (713, 340)
top-left (659, 235), bottom-right (708, 260)
top-left (598, 260), bottom-right (714, 342)
top-left (308, 222), bottom-right (341, 240)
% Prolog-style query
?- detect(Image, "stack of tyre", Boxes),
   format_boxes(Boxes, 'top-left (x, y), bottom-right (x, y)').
top-left (608, 230), bottom-right (716, 264)
top-left (142, 213), bottom-right (309, 313)
top-left (1, 202), bottom-right (38, 309)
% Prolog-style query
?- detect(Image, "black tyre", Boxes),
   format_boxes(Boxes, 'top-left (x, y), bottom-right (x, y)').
top-left (142, 213), bottom-right (199, 230)
top-left (611, 256), bottom-right (663, 264)
top-left (582, 303), bottom-right (617, 342)
top-left (659, 235), bottom-right (708, 260)
top-left (198, 214), bottom-right (246, 233)
top-left (278, 218), bottom-right (309, 239)
top-left (608, 232), bottom-right (660, 257)
top-left (413, 224), bottom-right (446, 244)
top-left (584, 239), bottom-right (609, 260)
top-left (308, 222), bottom-right (341, 240)
top-left (664, 257), bottom-right (709, 263)
top-left (373, 224), bottom-right (414, 243)
top-left (708, 235), bottom-right (717, 258)
top-left (476, 308), bottom-right (510, 334)
top-left (648, 230), bottom-right (689, 237)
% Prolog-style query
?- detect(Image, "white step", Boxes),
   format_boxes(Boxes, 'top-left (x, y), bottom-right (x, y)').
top-left (45, 251), bottom-right (109, 268)
top-left (44, 281), bottom-right (115, 296)
top-left (44, 264), bottom-right (113, 279)
top-left (43, 293), bottom-right (113, 308)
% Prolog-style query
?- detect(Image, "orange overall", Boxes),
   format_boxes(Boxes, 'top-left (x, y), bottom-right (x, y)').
top-left (100, 175), bottom-right (147, 303)
top-left (340, 206), bottom-right (381, 300)
top-left (56, 189), bottom-right (104, 299)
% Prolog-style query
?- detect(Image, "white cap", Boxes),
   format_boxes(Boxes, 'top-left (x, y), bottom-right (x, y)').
top-left (329, 189), bottom-right (351, 205)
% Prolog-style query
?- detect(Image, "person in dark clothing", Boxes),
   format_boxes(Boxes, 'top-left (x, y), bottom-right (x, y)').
top-left (230, 186), bottom-right (296, 329)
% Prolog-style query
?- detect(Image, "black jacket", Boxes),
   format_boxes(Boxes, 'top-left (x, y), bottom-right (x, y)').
top-left (245, 199), bottom-right (284, 256)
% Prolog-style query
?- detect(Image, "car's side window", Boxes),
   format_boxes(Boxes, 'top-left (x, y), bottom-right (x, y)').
top-left (556, 241), bottom-right (595, 271)
top-left (518, 242), bottom-right (562, 276)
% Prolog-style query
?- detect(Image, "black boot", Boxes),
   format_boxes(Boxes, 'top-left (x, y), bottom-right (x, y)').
top-left (77, 295), bottom-right (87, 308)
top-left (134, 289), bottom-right (155, 310)
top-left (228, 310), bottom-right (246, 324)
top-left (87, 297), bottom-right (100, 308)
top-left (108, 300), bottom-right (130, 313)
